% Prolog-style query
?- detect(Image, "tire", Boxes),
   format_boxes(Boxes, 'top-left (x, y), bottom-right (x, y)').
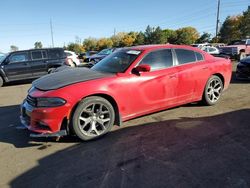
top-left (0, 76), bottom-right (3, 87)
top-left (72, 96), bottom-right (115, 141)
top-left (202, 75), bottom-right (223, 106)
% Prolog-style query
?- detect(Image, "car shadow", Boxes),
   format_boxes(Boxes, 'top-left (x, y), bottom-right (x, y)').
top-left (6, 108), bottom-right (250, 188)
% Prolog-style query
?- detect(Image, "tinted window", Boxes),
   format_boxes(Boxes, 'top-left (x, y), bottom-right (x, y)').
top-left (42, 51), bottom-right (47, 59)
top-left (140, 49), bottom-right (173, 71)
top-left (195, 52), bottom-right (204, 61)
top-left (175, 49), bottom-right (196, 65)
top-left (31, 51), bottom-right (42, 60)
top-left (9, 53), bottom-right (28, 63)
top-left (48, 49), bottom-right (64, 59)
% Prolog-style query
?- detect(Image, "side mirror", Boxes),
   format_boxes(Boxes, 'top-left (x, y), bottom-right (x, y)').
top-left (134, 64), bottom-right (151, 73)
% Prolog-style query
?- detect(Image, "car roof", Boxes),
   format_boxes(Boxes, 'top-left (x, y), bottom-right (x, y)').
top-left (9, 48), bottom-right (64, 54)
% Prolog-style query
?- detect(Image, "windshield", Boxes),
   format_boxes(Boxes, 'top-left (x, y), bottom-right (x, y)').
top-left (98, 49), bottom-right (113, 55)
top-left (230, 40), bottom-right (246, 45)
top-left (0, 54), bottom-right (7, 63)
top-left (91, 49), bottom-right (141, 73)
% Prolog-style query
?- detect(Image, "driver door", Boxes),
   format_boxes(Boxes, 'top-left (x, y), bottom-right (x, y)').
top-left (126, 49), bottom-right (179, 116)
top-left (3, 52), bottom-right (32, 81)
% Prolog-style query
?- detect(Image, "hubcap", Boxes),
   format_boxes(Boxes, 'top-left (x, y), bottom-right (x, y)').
top-left (78, 103), bottom-right (111, 137)
top-left (207, 78), bottom-right (222, 103)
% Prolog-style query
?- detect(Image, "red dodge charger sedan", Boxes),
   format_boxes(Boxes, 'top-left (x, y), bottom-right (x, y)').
top-left (20, 45), bottom-right (232, 141)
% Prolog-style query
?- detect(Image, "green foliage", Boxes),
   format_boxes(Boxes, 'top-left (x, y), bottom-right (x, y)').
top-left (133, 32), bottom-right (145, 45)
top-left (66, 43), bottom-right (85, 53)
top-left (175, 27), bottom-right (200, 45)
top-left (240, 6), bottom-right (250, 38)
top-left (196, 32), bottom-right (211, 43)
top-left (34, 41), bottom-right (43, 49)
top-left (83, 38), bottom-right (97, 51)
top-left (10, 45), bottom-right (18, 52)
top-left (96, 38), bottom-right (113, 50)
top-left (220, 15), bottom-right (243, 43)
top-left (144, 25), bottom-right (166, 44)
top-left (161, 29), bottom-right (177, 44)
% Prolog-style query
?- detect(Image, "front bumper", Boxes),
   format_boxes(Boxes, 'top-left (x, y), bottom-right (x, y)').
top-left (20, 100), bottom-right (70, 135)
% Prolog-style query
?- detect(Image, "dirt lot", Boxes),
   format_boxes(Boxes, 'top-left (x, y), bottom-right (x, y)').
top-left (0, 63), bottom-right (250, 188)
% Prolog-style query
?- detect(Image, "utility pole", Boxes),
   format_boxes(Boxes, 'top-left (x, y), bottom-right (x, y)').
top-left (215, 0), bottom-right (221, 41)
top-left (113, 28), bottom-right (116, 36)
top-left (50, 19), bottom-right (54, 47)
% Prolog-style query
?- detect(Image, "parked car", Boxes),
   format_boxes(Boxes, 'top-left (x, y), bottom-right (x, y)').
top-left (201, 46), bottom-right (220, 55)
top-left (78, 51), bottom-right (98, 60)
top-left (191, 43), bottom-right (210, 49)
top-left (85, 48), bottom-right (117, 63)
top-left (64, 50), bottom-right (81, 67)
top-left (219, 39), bottom-right (250, 60)
top-left (20, 45), bottom-right (232, 141)
top-left (0, 48), bottom-right (66, 87)
top-left (236, 56), bottom-right (250, 80)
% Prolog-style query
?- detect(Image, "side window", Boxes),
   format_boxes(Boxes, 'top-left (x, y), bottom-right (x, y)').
top-left (195, 52), bottom-right (204, 61)
top-left (31, 51), bottom-right (42, 60)
top-left (139, 49), bottom-right (173, 71)
top-left (49, 49), bottom-right (63, 59)
top-left (175, 49), bottom-right (196, 65)
top-left (9, 53), bottom-right (28, 63)
top-left (246, 39), bottom-right (250, 45)
top-left (42, 51), bottom-right (47, 59)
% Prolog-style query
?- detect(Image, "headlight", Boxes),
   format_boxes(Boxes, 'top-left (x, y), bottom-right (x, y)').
top-left (36, 97), bottom-right (66, 107)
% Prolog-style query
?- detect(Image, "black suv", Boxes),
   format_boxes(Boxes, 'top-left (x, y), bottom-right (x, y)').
top-left (0, 48), bottom-right (66, 87)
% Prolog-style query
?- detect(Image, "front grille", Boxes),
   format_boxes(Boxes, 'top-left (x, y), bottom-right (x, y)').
top-left (26, 95), bottom-right (37, 107)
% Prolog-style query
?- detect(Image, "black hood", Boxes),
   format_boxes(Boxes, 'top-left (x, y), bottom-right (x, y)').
top-left (33, 67), bottom-right (113, 91)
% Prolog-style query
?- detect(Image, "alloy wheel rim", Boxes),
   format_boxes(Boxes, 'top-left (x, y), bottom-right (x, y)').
top-left (78, 103), bottom-right (111, 137)
top-left (207, 78), bottom-right (222, 103)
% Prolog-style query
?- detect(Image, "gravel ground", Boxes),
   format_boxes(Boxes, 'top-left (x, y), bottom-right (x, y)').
top-left (0, 63), bottom-right (250, 188)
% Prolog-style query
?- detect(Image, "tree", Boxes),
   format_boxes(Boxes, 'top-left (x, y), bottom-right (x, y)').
top-left (10, 45), bottom-right (18, 52)
top-left (196, 32), bottom-right (211, 43)
top-left (34, 41), bottom-right (43, 49)
top-left (83, 38), bottom-right (97, 51)
top-left (144, 25), bottom-right (166, 44)
top-left (120, 32), bottom-right (137, 47)
top-left (161, 29), bottom-right (177, 44)
top-left (133, 32), bottom-right (145, 45)
top-left (175, 27), bottom-right (200, 44)
top-left (111, 32), bottom-right (126, 47)
top-left (240, 6), bottom-right (250, 38)
top-left (220, 15), bottom-right (243, 44)
top-left (96, 38), bottom-right (113, 50)
top-left (66, 43), bottom-right (85, 53)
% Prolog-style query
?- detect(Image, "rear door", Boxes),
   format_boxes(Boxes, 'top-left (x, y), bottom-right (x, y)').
top-left (174, 49), bottom-right (210, 102)
top-left (30, 50), bottom-right (48, 77)
top-left (3, 52), bottom-right (31, 80)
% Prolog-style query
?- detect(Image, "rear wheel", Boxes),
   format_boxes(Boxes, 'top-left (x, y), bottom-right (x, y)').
top-left (72, 96), bottom-right (115, 141)
top-left (202, 75), bottom-right (223, 106)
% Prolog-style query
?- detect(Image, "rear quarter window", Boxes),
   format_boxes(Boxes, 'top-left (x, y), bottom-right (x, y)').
top-left (195, 52), bottom-right (204, 61)
top-left (48, 49), bottom-right (64, 59)
top-left (175, 49), bottom-right (196, 65)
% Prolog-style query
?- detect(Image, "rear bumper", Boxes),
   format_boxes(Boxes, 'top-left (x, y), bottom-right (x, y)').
top-left (20, 100), bottom-right (70, 134)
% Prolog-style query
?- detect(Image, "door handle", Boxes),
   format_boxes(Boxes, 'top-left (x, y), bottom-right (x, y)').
top-left (169, 74), bottom-right (177, 79)
top-left (202, 67), bottom-right (208, 70)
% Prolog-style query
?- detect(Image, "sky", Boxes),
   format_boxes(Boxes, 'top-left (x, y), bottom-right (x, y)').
top-left (0, 0), bottom-right (249, 52)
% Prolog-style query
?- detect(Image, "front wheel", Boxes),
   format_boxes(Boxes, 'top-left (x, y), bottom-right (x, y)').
top-left (0, 76), bottom-right (3, 87)
top-left (72, 96), bottom-right (115, 141)
top-left (202, 75), bottom-right (223, 106)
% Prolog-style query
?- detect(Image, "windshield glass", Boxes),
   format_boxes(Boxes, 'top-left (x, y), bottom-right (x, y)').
top-left (0, 54), bottom-right (7, 63)
top-left (98, 49), bottom-right (112, 55)
top-left (91, 49), bottom-right (141, 73)
top-left (230, 40), bottom-right (246, 45)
